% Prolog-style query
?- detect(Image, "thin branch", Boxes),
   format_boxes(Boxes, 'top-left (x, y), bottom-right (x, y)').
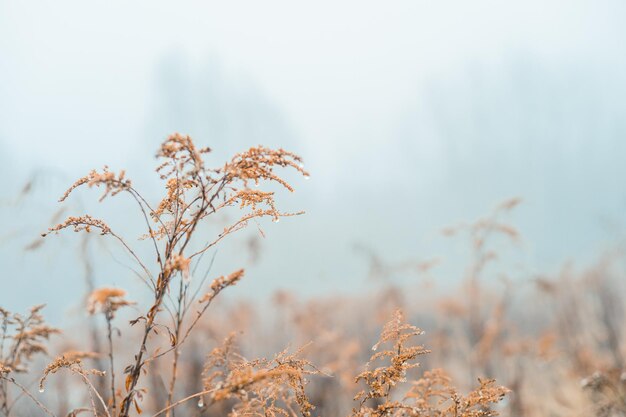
top-left (108, 231), bottom-right (153, 283)
top-left (105, 316), bottom-right (117, 414)
top-left (185, 250), bottom-right (217, 314)
top-left (76, 372), bottom-right (111, 417)
top-left (0, 376), bottom-right (56, 417)
top-left (126, 188), bottom-right (164, 270)
top-left (150, 388), bottom-right (217, 417)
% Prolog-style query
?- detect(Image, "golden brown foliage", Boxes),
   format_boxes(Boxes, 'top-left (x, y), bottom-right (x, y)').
top-left (87, 288), bottom-right (134, 318)
top-left (0, 138), bottom-right (539, 417)
top-left (0, 306), bottom-right (59, 416)
top-left (0, 305), bottom-right (59, 375)
top-left (406, 369), bottom-right (509, 417)
top-left (38, 133), bottom-right (309, 417)
top-left (351, 310), bottom-right (508, 417)
top-left (199, 335), bottom-right (317, 417)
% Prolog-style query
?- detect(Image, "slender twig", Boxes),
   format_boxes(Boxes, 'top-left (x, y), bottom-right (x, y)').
top-left (108, 231), bottom-right (153, 284)
top-left (0, 376), bottom-right (56, 417)
top-left (185, 250), bottom-right (217, 314)
top-left (76, 371), bottom-right (111, 417)
top-left (164, 276), bottom-right (186, 417)
top-left (145, 288), bottom-right (223, 363)
top-left (105, 314), bottom-right (117, 414)
top-left (126, 188), bottom-right (164, 270)
top-left (150, 388), bottom-right (217, 417)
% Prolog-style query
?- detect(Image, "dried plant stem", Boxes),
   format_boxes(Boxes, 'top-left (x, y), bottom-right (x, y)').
top-left (105, 315), bottom-right (116, 414)
top-left (76, 372), bottom-right (111, 417)
top-left (125, 187), bottom-right (165, 268)
top-left (80, 236), bottom-right (108, 406)
top-left (150, 388), bottom-right (216, 417)
top-left (146, 287), bottom-right (223, 364)
top-left (0, 380), bottom-right (7, 415)
top-left (108, 230), bottom-right (154, 288)
top-left (45, 135), bottom-right (309, 417)
top-left (119, 267), bottom-right (173, 417)
top-left (0, 376), bottom-right (56, 417)
top-left (164, 350), bottom-right (180, 417)
top-left (120, 189), bottom-right (221, 416)
top-left (84, 378), bottom-right (98, 417)
top-left (164, 279), bottom-right (186, 417)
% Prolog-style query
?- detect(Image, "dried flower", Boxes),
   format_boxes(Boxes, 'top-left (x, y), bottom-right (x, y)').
top-left (164, 254), bottom-right (192, 279)
top-left (42, 215), bottom-right (112, 236)
top-left (59, 166), bottom-right (131, 203)
top-left (199, 269), bottom-right (245, 304)
top-left (87, 288), bottom-right (133, 318)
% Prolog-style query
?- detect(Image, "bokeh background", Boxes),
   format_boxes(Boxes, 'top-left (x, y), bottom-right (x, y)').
top-left (1, 0), bottom-right (626, 324)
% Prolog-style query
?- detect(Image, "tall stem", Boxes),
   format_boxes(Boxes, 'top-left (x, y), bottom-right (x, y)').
top-left (105, 314), bottom-right (116, 414)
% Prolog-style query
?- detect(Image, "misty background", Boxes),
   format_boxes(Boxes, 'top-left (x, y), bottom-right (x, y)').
top-left (1, 1), bottom-right (626, 324)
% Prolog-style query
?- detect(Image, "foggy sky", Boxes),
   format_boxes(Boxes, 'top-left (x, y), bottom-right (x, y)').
top-left (1, 0), bottom-right (626, 323)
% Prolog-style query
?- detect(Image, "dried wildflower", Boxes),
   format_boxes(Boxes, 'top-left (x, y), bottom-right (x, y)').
top-left (42, 133), bottom-right (308, 417)
top-left (0, 305), bottom-right (59, 374)
top-left (42, 215), bottom-right (112, 236)
top-left (223, 145), bottom-right (309, 192)
top-left (0, 363), bottom-right (10, 375)
top-left (351, 310), bottom-right (508, 417)
top-left (60, 350), bottom-right (101, 361)
top-left (60, 166), bottom-right (131, 202)
top-left (40, 355), bottom-right (82, 389)
top-left (39, 354), bottom-right (106, 393)
top-left (200, 269), bottom-right (245, 303)
top-left (202, 335), bottom-right (317, 417)
top-left (405, 369), bottom-right (509, 416)
top-left (0, 306), bottom-right (60, 415)
top-left (152, 178), bottom-right (196, 219)
top-left (164, 254), bottom-right (192, 279)
top-left (87, 287), bottom-right (133, 318)
top-left (87, 288), bottom-right (132, 414)
top-left (354, 310), bottom-right (429, 411)
top-left (156, 133), bottom-right (210, 179)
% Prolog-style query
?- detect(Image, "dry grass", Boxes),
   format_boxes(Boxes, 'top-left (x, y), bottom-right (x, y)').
top-left (2, 133), bottom-right (625, 417)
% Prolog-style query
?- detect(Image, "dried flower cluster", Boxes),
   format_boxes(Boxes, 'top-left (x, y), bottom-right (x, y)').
top-left (200, 335), bottom-right (317, 417)
top-left (163, 254), bottom-right (191, 280)
top-left (223, 145), bottom-right (309, 192)
top-left (40, 355), bottom-right (82, 389)
top-left (351, 310), bottom-right (508, 417)
top-left (0, 134), bottom-right (520, 417)
top-left (39, 133), bottom-right (309, 417)
top-left (39, 354), bottom-right (108, 417)
top-left (200, 269), bottom-right (245, 304)
top-left (0, 305), bottom-right (59, 415)
top-left (59, 167), bottom-right (131, 203)
top-left (354, 310), bottom-right (429, 408)
top-left (0, 305), bottom-right (59, 375)
top-left (43, 215), bottom-right (112, 237)
top-left (87, 288), bottom-right (133, 318)
top-left (406, 369), bottom-right (509, 416)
